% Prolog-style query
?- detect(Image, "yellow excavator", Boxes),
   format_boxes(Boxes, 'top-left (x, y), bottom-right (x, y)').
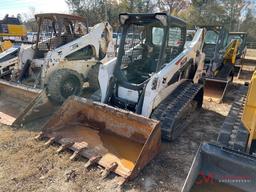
top-left (182, 70), bottom-right (256, 192)
top-left (0, 14), bottom-right (27, 51)
top-left (0, 15), bottom-right (27, 78)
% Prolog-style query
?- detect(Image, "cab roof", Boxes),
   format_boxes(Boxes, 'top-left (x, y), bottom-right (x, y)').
top-left (35, 13), bottom-right (86, 23)
top-left (229, 32), bottom-right (247, 35)
top-left (119, 13), bottom-right (186, 28)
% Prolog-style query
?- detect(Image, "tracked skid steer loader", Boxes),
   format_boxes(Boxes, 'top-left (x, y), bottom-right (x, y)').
top-left (203, 26), bottom-right (240, 103)
top-left (36, 13), bottom-right (206, 182)
top-left (182, 71), bottom-right (256, 192)
top-left (98, 13), bottom-right (205, 141)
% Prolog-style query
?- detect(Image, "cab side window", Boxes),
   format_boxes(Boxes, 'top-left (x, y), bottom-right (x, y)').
top-left (65, 46), bottom-right (94, 61)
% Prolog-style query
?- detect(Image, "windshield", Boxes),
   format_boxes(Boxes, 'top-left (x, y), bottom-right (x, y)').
top-left (118, 20), bottom-right (165, 84)
top-left (227, 35), bottom-right (243, 45)
top-left (204, 30), bottom-right (219, 44)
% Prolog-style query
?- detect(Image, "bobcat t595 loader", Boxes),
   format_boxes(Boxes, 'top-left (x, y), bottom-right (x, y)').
top-left (37, 13), bottom-right (206, 183)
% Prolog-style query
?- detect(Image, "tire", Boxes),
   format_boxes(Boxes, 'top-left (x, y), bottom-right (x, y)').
top-left (47, 69), bottom-right (83, 104)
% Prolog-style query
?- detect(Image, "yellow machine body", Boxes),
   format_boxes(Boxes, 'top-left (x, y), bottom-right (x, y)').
top-left (242, 71), bottom-right (256, 149)
top-left (223, 39), bottom-right (240, 64)
top-left (0, 24), bottom-right (27, 37)
top-left (0, 40), bottom-right (13, 52)
top-left (204, 39), bottom-right (241, 103)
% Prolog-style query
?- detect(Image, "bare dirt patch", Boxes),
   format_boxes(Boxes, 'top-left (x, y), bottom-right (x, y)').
top-left (0, 66), bottom-right (254, 192)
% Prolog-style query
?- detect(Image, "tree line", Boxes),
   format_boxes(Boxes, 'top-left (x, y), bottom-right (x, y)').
top-left (21, 0), bottom-right (256, 42)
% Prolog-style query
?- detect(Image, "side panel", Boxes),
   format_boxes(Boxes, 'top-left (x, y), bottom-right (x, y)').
top-left (242, 71), bottom-right (256, 147)
top-left (142, 29), bottom-right (205, 117)
top-left (99, 58), bottom-right (117, 102)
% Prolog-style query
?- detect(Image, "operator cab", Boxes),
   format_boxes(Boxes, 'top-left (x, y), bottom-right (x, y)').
top-left (202, 26), bottom-right (228, 71)
top-left (34, 13), bottom-right (89, 59)
top-left (108, 13), bottom-right (186, 112)
top-left (228, 32), bottom-right (247, 57)
top-left (115, 13), bottom-right (186, 86)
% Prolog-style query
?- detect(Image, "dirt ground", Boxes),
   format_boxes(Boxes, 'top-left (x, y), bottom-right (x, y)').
top-left (246, 49), bottom-right (256, 59)
top-left (0, 66), bottom-right (254, 192)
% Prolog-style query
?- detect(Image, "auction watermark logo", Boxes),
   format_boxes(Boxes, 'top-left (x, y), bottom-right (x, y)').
top-left (195, 172), bottom-right (254, 185)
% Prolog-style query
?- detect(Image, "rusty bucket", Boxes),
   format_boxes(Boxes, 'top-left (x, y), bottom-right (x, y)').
top-left (0, 80), bottom-right (57, 126)
top-left (38, 96), bottom-right (161, 181)
top-left (204, 78), bottom-right (229, 103)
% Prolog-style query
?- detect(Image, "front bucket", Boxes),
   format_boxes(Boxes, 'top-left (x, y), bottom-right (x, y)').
top-left (0, 80), bottom-right (57, 126)
top-left (204, 78), bottom-right (229, 103)
top-left (182, 143), bottom-right (256, 192)
top-left (39, 96), bottom-right (161, 181)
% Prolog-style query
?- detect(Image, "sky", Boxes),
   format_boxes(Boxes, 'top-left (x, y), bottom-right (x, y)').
top-left (1, 0), bottom-right (255, 21)
top-left (0, 0), bottom-right (69, 19)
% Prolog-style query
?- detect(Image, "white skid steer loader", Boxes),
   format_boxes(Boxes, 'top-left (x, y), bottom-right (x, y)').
top-left (36, 13), bottom-right (206, 183)
top-left (98, 13), bottom-right (206, 140)
top-left (0, 13), bottom-right (114, 126)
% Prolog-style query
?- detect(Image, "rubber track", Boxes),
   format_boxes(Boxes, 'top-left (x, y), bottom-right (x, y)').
top-left (151, 81), bottom-right (203, 141)
top-left (217, 86), bottom-right (249, 151)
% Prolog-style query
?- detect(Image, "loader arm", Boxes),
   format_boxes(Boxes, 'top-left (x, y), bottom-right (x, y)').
top-left (39, 22), bottom-right (114, 86)
top-left (223, 39), bottom-right (240, 64)
top-left (44, 22), bottom-right (114, 62)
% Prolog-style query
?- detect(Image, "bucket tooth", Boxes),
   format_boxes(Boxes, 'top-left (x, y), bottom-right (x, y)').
top-left (84, 155), bottom-right (102, 169)
top-left (34, 132), bottom-right (44, 140)
top-left (117, 177), bottom-right (126, 186)
top-left (56, 141), bottom-right (74, 153)
top-left (70, 146), bottom-right (87, 161)
top-left (39, 97), bottom-right (161, 180)
top-left (102, 162), bottom-right (118, 179)
top-left (44, 136), bottom-right (61, 146)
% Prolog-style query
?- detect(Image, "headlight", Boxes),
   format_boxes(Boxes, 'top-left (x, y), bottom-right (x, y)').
top-left (155, 14), bottom-right (167, 26)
